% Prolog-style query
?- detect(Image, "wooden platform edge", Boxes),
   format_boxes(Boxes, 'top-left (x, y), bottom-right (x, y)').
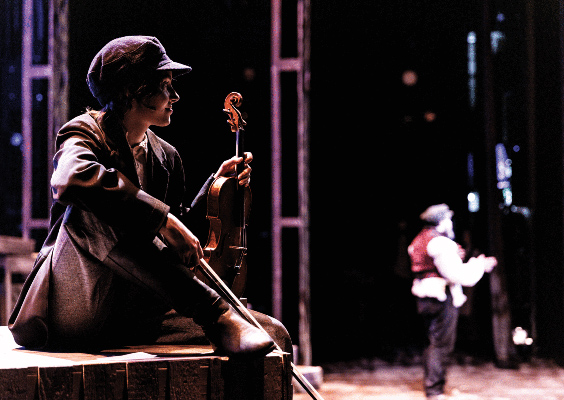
top-left (1, 351), bottom-right (292, 400)
top-left (0, 328), bottom-right (293, 400)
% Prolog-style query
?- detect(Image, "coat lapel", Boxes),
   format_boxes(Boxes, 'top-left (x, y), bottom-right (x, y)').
top-left (146, 130), bottom-right (170, 202)
top-left (98, 113), bottom-right (140, 187)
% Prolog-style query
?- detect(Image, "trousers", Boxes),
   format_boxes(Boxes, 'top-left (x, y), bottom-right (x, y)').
top-left (416, 289), bottom-right (459, 397)
top-left (47, 231), bottom-right (292, 355)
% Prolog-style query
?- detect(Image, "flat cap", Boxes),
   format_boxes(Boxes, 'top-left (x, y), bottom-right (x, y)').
top-left (419, 203), bottom-right (454, 225)
top-left (87, 36), bottom-right (191, 106)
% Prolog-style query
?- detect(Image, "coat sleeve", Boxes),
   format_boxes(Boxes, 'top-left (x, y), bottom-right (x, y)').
top-left (51, 118), bottom-right (169, 236)
top-left (188, 174), bottom-right (216, 212)
top-left (427, 236), bottom-right (486, 287)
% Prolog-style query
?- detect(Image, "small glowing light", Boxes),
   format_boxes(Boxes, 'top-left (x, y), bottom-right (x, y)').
top-left (243, 67), bottom-right (255, 82)
top-left (513, 145), bottom-right (520, 152)
top-left (511, 206), bottom-right (531, 219)
top-left (468, 192), bottom-right (480, 213)
top-left (468, 31), bottom-right (477, 108)
top-left (512, 327), bottom-right (533, 346)
top-left (35, 93), bottom-right (44, 102)
top-left (402, 70), bottom-right (418, 86)
top-left (10, 132), bottom-right (23, 147)
top-left (502, 187), bottom-right (513, 206)
top-left (491, 31), bottom-right (505, 54)
top-left (496, 143), bottom-right (512, 182)
top-left (424, 111), bottom-right (436, 122)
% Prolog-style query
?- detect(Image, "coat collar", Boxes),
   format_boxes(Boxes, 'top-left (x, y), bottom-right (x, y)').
top-left (145, 129), bottom-right (170, 201)
top-left (146, 129), bottom-right (166, 166)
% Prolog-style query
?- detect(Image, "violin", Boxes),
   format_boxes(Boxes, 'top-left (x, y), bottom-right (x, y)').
top-left (196, 93), bottom-right (324, 399)
top-left (201, 92), bottom-right (250, 298)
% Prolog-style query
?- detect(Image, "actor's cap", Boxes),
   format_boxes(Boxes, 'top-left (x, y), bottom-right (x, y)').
top-left (419, 203), bottom-right (454, 225)
top-left (87, 36), bottom-right (191, 105)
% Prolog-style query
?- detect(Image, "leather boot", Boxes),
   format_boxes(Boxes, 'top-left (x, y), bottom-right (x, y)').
top-left (199, 298), bottom-right (276, 357)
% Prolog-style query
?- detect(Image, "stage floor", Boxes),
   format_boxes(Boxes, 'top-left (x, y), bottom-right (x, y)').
top-left (296, 357), bottom-right (564, 400)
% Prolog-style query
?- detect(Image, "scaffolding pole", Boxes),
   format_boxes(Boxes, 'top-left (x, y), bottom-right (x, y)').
top-left (271, 0), bottom-right (312, 365)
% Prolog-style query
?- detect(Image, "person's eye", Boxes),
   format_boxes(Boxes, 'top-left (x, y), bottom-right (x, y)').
top-left (162, 81), bottom-right (175, 92)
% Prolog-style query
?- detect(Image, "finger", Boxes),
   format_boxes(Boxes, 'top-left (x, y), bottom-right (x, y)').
top-left (237, 166), bottom-right (251, 179)
top-left (220, 157), bottom-right (239, 170)
top-left (183, 252), bottom-right (199, 270)
top-left (238, 170), bottom-right (251, 186)
top-left (191, 252), bottom-right (201, 267)
top-left (230, 155), bottom-right (244, 163)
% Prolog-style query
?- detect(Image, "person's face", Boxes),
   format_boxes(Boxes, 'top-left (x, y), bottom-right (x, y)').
top-left (132, 71), bottom-right (180, 127)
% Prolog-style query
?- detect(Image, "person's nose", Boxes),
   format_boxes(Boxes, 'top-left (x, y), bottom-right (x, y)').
top-left (169, 87), bottom-right (180, 103)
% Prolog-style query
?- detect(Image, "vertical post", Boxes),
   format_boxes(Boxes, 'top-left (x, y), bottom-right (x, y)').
top-left (480, 0), bottom-right (514, 366)
top-left (21, 0), bottom-right (33, 239)
top-left (524, 0), bottom-right (538, 355)
top-left (271, 0), bottom-right (312, 365)
top-left (53, 0), bottom-right (69, 200)
top-left (20, 0), bottom-right (67, 239)
top-left (271, 0), bottom-right (283, 321)
top-left (296, 0), bottom-right (312, 366)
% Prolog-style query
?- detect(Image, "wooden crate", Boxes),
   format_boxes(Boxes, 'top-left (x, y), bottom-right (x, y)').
top-left (0, 328), bottom-right (293, 400)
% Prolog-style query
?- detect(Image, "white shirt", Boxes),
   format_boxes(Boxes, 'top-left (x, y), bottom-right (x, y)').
top-left (411, 236), bottom-right (489, 307)
top-left (131, 134), bottom-right (148, 190)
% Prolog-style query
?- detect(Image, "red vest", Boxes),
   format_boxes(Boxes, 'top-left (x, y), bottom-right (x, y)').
top-left (409, 227), bottom-right (441, 279)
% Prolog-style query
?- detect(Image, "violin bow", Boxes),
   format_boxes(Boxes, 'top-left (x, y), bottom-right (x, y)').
top-left (198, 258), bottom-right (325, 400)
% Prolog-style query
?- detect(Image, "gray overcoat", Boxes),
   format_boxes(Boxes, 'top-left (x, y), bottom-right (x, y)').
top-left (8, 111), bottom-right (212, 349)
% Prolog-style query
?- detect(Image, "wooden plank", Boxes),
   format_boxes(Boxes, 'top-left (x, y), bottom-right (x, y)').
top-left (168, 357), bottom-right (216, 400)
top-left (224, 353), bottom-right (292, 400)
top-left (209, 357), bottom-right (224, 400)
top-left (38, 365), bottom-right (82, 399)
top-left (126, 360), bottom-right (169, 400)
top-left (2, 254), bottom-right (36, 274)
top-left (0, 236), bottom-right (35, 255)
top-left (101, 344), bottom-right (213, 357)
top-left (264, 352), bottom-right (293, 400)
top-left (26, 366), bottom-right (39, 400)
top-left (83, 362), bottom-right (127, 400)
top-left (230, 356), bottom-right (265, 400)
top-left (0, 366), bottom-right (38, 400)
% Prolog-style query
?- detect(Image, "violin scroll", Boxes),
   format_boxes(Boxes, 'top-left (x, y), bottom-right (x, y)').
top-left (223, 92), bottom-right (247, 133)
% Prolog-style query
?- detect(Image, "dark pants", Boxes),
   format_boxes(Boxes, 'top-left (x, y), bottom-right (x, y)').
top-left (48, 232), bottom-right (292, 355)
top-left (416, 290), bottom-right (459, 397)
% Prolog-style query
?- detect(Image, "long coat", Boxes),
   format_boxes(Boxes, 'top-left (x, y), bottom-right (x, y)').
top-left (8, 111), bottom-right (212, 349)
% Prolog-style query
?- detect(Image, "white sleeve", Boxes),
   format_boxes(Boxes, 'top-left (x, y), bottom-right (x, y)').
top-left (427, 236), bottom-right (486, 287)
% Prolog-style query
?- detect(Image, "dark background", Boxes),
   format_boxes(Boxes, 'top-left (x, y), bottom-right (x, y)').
top-left (2, 0), bottom-right (564, 365)
top-left (63, 0), bottom-right (564, 364)
top-left (66, 0), bottom-right (478, 363)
